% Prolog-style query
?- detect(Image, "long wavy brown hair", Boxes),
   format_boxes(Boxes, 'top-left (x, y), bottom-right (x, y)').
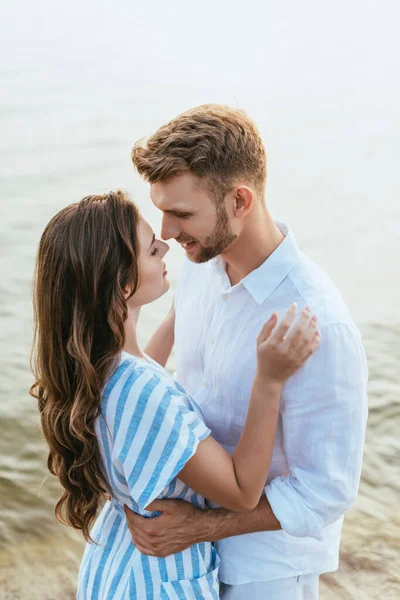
top-left (30, 190), bottom-right (140, 541)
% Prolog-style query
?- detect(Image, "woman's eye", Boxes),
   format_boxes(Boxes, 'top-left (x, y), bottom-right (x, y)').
top-left (151, 247), bottom-right (159, 256)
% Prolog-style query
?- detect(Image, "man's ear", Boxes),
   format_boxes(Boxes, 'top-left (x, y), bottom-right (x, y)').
top-left (232, 186), bottom-right (254, 218)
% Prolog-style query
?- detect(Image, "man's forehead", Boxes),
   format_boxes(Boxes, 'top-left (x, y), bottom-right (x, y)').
top-left (150, 190), bottom-right (187, 213)
top-left (150, 180), bottom-right (204, 212)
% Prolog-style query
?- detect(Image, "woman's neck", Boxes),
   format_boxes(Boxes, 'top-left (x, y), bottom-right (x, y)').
top-left (123, 306), bottom-right (144, 359)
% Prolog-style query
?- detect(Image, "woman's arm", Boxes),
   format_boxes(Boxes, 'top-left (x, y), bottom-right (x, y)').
top-left (144, 300), bottom-right (175, 367)
top-left (177, 305), bottom-right (319, 512)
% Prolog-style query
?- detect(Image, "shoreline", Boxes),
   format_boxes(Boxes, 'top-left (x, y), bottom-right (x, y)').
top-left (2, 518), bottom-right (399, 600)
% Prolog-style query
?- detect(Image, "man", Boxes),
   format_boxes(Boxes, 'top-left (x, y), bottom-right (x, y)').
top-left (126, 104), bottom-right (368, 599)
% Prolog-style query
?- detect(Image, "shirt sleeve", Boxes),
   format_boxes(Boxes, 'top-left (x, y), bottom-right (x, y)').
top-left (114, 372), bottom-right (211, 509)
top-left (265, 323), bottom-right (368, 540)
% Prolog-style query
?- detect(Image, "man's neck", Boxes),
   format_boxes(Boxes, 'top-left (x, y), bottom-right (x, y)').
top-left (221, 207), bottom-right (284, 287)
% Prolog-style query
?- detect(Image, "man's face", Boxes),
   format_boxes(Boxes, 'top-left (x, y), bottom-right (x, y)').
top-left (150, 173), bottom-right (236, 263)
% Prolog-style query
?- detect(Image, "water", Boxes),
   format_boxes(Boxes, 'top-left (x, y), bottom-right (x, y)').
top-left (1, 1), bottom-right (399, 598)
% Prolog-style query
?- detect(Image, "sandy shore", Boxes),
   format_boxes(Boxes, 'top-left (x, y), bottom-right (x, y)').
top-left (2, 510), bottom-right (399, 600)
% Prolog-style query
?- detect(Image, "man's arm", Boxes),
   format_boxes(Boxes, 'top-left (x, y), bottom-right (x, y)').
top-left (193, 495), bottom-right (281, 541)
top-left (144, 300), bottom-right (175, 367)
top-left (265, 322), bottom-right (368, 540)
top-left (124, 495), bottom-right (280, 558)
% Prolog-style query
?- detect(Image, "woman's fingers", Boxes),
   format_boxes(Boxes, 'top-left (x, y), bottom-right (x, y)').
top-left (269, 303), bottom-right (298, 342)
top-left (257, 311), bottom-right (279, 343)
top-left (285, 306), bottom-right (312, 347)
top-left (300, 315), bottom-right (319, 346)
top-left (300, 330), bottom-right (320, 361)
top-left (291, 313), bottom-right (317, 349)
top-left (279, 306), bottom-right (321, 366)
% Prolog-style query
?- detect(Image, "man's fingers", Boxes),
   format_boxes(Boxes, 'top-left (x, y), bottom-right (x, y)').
top-left (134, 541), bottom-right (157, 556)
top-left (123, 504), bottom-right (134, 516)
top-left (145, 498), bottom-right (183, 514)
top-left (123, 505), bottom-right (149, 531)
top-left (144, 500), bottom-right (167, 512)
top-left (133, 534), bottom-right (168, 557)
top-left (132, 533), bottom-right (153, 547)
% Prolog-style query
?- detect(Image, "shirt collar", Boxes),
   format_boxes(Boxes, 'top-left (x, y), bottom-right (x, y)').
top-left (206, 221), bottom-right (300, 304)
top-left (240, 221), bottom-right (300, 305)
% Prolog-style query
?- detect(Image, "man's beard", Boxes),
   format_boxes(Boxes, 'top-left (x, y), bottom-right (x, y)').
top-left (185, 204), bottom-right (237, 264)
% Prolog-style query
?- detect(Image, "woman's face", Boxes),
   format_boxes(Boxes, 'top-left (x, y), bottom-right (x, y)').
top-left (128, 218), bottom-right (170, 308)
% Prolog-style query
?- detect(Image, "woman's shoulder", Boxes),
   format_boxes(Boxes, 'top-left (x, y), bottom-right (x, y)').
top-left (100, 352), bottom-right (201, 451)
top-left (102, 351), bottom-right (186, 413)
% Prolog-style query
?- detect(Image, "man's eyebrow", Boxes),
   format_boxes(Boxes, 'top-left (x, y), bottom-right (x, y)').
top-left (148, 233), bottom-right (155, 250)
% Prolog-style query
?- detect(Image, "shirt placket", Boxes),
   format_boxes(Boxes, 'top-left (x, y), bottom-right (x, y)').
top-left (202, 283), bottom-right (240, 391)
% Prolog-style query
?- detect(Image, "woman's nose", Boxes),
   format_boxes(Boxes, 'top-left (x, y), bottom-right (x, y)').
top-left (161, 241), bottom-right (169, 257)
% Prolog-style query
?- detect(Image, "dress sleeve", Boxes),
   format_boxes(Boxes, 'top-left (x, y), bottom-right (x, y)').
top-left (114, 372), bottom-right (211, 509)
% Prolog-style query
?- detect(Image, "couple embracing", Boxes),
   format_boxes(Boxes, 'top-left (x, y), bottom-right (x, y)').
top-left (31, 105), bottom-right (368, 599)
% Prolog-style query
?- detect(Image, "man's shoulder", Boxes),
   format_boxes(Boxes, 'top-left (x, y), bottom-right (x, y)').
top-left (285, 252), bottom-right (355, 329)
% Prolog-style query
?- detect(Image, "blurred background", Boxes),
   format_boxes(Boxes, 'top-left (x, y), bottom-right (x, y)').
top-left (0, 1), bottom-right (399, 598)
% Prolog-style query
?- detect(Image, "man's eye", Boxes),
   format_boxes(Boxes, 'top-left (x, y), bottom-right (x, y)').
top-left (176, 213), bottom-right (191, 219)
top-left (151, 247), bottom-right (159, 256)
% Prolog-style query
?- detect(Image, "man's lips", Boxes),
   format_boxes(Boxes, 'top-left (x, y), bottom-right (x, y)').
top-left (180, 241), bottom-right (197, 251)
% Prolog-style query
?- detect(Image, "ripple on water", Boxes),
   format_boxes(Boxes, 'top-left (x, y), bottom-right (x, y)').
top-left (1, 308), bottom-right (399, 598)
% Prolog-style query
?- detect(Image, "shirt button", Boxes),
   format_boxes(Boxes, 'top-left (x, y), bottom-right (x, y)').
top-left (203, 381), bottom-right (209, 388)
top-left (210, 338), bottom-right (215, 345)
top-left (222, 294), bottom-right (229, 301)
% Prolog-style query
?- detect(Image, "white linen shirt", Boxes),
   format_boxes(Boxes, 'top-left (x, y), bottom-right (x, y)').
top-left (174, 222), bottom-right (368, 584)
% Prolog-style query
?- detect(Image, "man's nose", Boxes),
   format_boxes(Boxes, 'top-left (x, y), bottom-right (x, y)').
top-left (161, 215), bottom-right (180, 241)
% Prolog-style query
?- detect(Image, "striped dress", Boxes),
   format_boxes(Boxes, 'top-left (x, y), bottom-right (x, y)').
top-left (77, 351), bottom-right (219, 600)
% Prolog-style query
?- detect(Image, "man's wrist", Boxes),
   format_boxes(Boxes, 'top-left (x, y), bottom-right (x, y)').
top-left (191, 508), bottom-right (218, 543)
top-left (191, 507), bottom-right (243, 543)
top-left (191, 497), bottom-right (281, 543)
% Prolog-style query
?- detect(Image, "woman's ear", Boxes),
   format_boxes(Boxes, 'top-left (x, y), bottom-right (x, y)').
top-left (232, 186), bottom-right (254, 218)
top-left (123, 284), bottom-right (134, 301)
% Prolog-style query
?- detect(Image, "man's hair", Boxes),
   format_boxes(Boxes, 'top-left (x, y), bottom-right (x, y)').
top-left (132, 104), bottom-right (267, 202)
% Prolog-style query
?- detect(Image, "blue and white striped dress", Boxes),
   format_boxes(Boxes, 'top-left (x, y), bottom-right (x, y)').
top-left (77, 351), bottom-right (219, 599)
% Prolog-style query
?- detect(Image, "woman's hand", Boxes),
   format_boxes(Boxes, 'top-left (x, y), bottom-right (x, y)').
top-left (256, 304), bottom-right (320, 384)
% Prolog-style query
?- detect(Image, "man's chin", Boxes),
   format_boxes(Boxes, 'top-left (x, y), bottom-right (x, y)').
top-left (186, 247), bottom-right (218, 264)
top-left (185, 250), bottom-right (203, 264)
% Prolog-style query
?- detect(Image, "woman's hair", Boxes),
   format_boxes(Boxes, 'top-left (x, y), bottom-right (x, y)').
top-left (30, 190), bottom-right (140, 542)
top-left (132, 103), bottom-right (267, 203)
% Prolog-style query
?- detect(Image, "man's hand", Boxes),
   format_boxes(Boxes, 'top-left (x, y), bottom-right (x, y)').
top-left (124, 499), bottom-right (208, 557)
top-left (124, 496), bottom-right (280, 557)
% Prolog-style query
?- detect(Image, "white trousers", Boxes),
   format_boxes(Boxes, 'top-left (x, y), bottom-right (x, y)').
top-left (219, 574), bottom-right (319, 600)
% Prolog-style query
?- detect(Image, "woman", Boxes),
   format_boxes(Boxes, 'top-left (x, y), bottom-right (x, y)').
top-left (31, 190), bottom-right (319, 599)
